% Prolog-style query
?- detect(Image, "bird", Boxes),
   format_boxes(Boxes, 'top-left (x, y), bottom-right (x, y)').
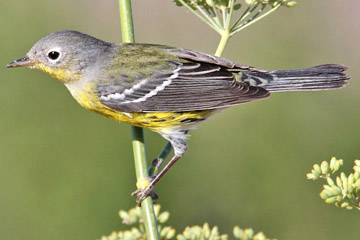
top-left (7, 30), bottom-right (349, 203)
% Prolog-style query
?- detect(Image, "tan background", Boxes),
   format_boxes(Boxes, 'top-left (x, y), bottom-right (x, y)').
top-left (1, 1), bottom-right (359, 239)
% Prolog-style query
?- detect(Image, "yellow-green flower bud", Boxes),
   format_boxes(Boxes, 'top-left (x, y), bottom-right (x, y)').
top-left (353, 160), bottom-right (360, 172)
top-left (158, 211), bottom-right (170, 223)
top-left (355, 179), bottom-right (360, 188)
top-left (348, 173), bottom-right (354, 184)
top-left (340, 201), bottom-right (350, 208)
top-left (327, 177), bottom-right (335, 186)
top-left (204, 223), bottom-right (211, 238)
top-left (320, 190), bottom-right (330, 199)
top-left (332, 185), bottom-right (342, 196)
top-left (323, 184), bottom-right (332, 192)
top-left (313, 164), bottom-right (322, 177)
top-left (244, 228), bottom-right (255, 238)
top-left (325, 197), bottom-right (337, 204)
top-left (321, 161), bottom-right (330, 174)
top-left (306, 173), bottom-right (316, 180)
top-left (154, 204), bottom-right (161, 217)
top-left (253, 232), bottom-right (266, 240)
top-left (336, 176), bottom-right (343, 187)
top-left (119, 210), bottom-right (129, 220)
top-left (340, 172), bottom-right (347, 185)
top-left (206, 0), bottom-right (216, 7)
top-left (354, 171), bottom-right (360, 180)
top-left (233, 226), bottom-right (244, 238)
top-left (167, 229), bottom-right (176, 239)
top-left (286, 1), bottom-right (297, 7)
top-left (177, 235), bottom-right (186, 240)
top-left (330, 157), bottom-right (336, 170)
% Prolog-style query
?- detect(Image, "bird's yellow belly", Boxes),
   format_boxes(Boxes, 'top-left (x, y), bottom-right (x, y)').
top-left (73, 89), bottom-right (215, 131)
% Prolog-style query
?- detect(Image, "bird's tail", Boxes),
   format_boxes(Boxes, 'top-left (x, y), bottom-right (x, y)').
top-left (240, 64), bottom-right (349, 92)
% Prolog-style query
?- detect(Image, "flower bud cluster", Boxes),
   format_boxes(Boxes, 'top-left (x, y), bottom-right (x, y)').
top-left (101, 205), bottom-right (175, 240)
top-left (233, 226), bottom-right (274, 240)
top-left (101, 205), bottom-right (274, 240)
top-left (307, 158), bottom-right (360, 210)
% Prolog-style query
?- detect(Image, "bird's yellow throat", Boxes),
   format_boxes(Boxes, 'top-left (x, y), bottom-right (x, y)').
top-left (35, 63), bottom-right (81, 83)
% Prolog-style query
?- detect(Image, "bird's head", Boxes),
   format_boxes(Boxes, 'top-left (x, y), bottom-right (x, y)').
top-left (7, 30), bottom-right (113, 83)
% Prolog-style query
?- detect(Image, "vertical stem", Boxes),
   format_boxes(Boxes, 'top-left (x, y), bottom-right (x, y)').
top-left (214, 30), bottom-right (230, 57)
top-left (119, 0), bottom-right (135, 43)
top-left (131, 128), bottom-right (159, 240)
top-left (118, 1), bottom-right (160, 240)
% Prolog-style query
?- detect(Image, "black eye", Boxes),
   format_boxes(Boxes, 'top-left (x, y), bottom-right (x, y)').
top-left (48, 51), bottom-right (60, 60)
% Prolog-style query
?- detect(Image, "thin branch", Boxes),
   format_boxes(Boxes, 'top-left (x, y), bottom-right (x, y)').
top-left (177, 0), bottom-right (222, 33)
top-left (211, 6), bottom-right (223, 28)
top-left (118, 1), bottom-right (160, 240)
top-left (231, 1), bottom-right (259, 31)
top-left (225, 0), bottom-right (235, 30)
top-left (231, 4), bottom-right (280, 36)
top-left (195, 5), bottom-right (223, 33)
top-left (220, 6), bottom-right (227, 26)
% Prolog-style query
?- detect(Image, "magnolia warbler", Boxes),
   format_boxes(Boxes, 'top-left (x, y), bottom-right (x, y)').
top-left (7, 30), bottom-right (349, 203)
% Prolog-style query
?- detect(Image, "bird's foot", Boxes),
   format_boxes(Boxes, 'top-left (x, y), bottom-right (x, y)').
top-left (131, 186), bottom-right (159, 206)
top-left (131, 176), bottom-right (158, 206)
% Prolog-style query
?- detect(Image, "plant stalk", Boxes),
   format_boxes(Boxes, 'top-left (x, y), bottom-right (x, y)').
top-left (215, 30), bottom-right (230, 57)
top-left (118, 1), bottom-right (160, 240)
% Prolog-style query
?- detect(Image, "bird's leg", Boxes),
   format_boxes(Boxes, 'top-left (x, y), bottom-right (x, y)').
top-left (132, 130), bottom-right (188, 205)
top-left (130, 158), bottom-right (162, 202)
top-left (132, 154), bottom-right (181, 204)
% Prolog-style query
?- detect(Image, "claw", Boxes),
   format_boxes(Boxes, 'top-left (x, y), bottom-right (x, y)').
top-left (131, 188), bottom-right (142, 197)
top-left (131, 153), bottom-right (182, 205)
top-left (132, 176), bottom-right (158, 205)
top-left (131, 186), bottom-right (158, 206)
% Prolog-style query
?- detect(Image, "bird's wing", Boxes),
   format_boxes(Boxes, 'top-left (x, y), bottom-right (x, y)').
top-left (168, 48), bottom-right (269, 72)
top-left (98, 46), bottom-right (270, 112)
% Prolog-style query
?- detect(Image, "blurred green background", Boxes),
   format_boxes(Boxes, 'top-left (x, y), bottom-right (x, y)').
top-left (1, 1), bottom-right (359, 239)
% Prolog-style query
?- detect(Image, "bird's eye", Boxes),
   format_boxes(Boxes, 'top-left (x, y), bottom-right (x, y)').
top-left (47, 51), bottom-right (60, 60)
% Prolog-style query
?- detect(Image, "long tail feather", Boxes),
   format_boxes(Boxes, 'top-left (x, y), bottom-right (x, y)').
top-left (241, 64), bottom-right (349, 92)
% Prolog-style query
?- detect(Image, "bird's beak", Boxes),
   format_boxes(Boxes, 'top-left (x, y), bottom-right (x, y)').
top-left (7, 56), bottom-right (35, 68)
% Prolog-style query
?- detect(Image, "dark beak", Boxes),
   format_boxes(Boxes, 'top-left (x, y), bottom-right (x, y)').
top-left (7, 56), bottom-right (34, 68)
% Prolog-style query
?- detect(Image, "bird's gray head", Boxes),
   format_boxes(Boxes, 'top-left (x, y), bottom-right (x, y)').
top-left (7, 30), bottom-right (114, 83)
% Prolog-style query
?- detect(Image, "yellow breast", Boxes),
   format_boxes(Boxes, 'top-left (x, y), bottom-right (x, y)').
top-left (67, 83), bottom-right (216, 131)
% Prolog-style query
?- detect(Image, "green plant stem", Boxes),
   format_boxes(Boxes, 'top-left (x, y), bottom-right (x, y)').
top-left (211, 6), bottom-right (223, 28)
top-left (215, 31), bottom-right (230, 57)
top-left (148, 141), bottom-right (173, 176)
top-left (131, 128), bottom-right (159, 240)
top-left (118, 1), bottom-right (159, 240)
top-left (230, 1), bottom-right (259, 31)
top-left (119, 0), bottom-right (135, 43)
top-left (195, 5), bottom-right (221, 31)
